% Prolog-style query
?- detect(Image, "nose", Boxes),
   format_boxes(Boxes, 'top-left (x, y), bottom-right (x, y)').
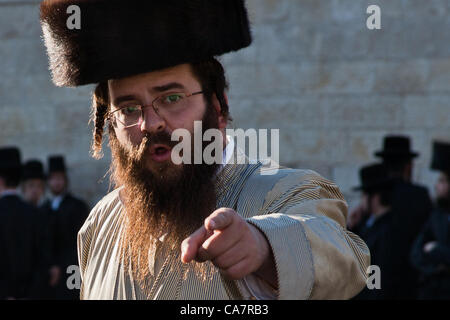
top-left (140, 105), bottom-right (166, 134)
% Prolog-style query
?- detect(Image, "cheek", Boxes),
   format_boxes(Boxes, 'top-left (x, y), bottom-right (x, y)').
top-left (114, 127), bottom-right (141, 149)
top-left (168, 103), bottom-right (207, 132)
top-left (442, 182), bottom-right (450, 196)
top-left (436, 181), bottom-right (448, 197)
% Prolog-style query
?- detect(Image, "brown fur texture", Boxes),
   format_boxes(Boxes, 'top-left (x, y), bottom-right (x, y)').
top-left (40, 0), bottom-right (252, 87)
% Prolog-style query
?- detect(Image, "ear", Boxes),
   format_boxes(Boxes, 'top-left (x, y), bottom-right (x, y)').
top-left (212, 92), bottom-right (228, 130)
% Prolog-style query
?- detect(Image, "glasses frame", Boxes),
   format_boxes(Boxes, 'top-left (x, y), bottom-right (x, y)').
top-left (108, 91), bottom-right (204, 128)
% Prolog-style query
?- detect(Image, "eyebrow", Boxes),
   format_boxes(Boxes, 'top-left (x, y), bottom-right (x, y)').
top-left (112, 82), bottom-right (186, 106)
top-left (151, 82), bottom-right (186, 93)
top-left (112, 95), bottom-right (138, 106)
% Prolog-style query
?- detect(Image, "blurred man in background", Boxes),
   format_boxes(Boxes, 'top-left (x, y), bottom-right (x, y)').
top-left (42, 155), bottom-right (89, 300)
top-left (21, 159), bottom-right (46, 208)
top-left (352, 163), bottom-right (404, 299)
top-left (0, 147), bottom-right (41, 299)
top-left (349, 135), bottom-right (432, 298)
top-left (375, 136), bottom-right (432, 240)
top-left (375, 136), bottom-right (432, 298)
top-left (411, 141), bottom-right (450, 299)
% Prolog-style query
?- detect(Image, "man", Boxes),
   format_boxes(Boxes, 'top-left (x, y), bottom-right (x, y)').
top-left (0, 147), bottom-right (40, 299)
top-left (42, 155), bottom-right (89, 299)
top-left (351, 163), bottom-right (404, 299)
top-left (411, 141), bottom-right (450, 299)
top-left (348, 135), bottom-right (432, 298)
top-left (375, 135), bottom-right (432, 298)
top-left (21, 159), bottom-right (55, 298)
top-left (40, 0), bottom-right (370, 299)
top-left (21, 159), bottom-right (46, 207)
top-left (375, 136), bottom-right (432, 239)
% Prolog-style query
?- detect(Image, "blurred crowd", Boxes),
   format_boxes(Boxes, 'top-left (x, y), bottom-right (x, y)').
top-left (349, 136), bottom-right (450, 300)
top-left (0, 148), bottom-right (89, 300)
top-left (0, 134), bottom-right (449, 300)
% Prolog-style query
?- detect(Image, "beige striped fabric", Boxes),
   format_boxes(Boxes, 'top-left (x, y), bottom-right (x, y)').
top-left (77, 146), bottom-right (370, 300)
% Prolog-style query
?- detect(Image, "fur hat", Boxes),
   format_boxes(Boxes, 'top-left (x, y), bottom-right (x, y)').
top-left (40, 0), bottom-right (252, 87)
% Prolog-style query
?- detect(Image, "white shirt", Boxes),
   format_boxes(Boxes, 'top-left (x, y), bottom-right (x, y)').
top-left (0, 189), bottom-right (19, 198)
top-left (51, 194), bottom-right (65, 211)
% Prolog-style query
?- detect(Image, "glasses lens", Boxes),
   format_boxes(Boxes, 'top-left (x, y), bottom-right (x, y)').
top-left (116, 105), bottom-right (141, 127)
top-left (154, 93), bottom-right (187, 117)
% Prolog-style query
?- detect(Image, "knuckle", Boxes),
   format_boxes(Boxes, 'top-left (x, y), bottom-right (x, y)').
top-left (202, 237), bottom-right (214, 252)
top-left (185, 237), bottom-right (196, 247)
top-left (218, 207), bottom-right (234, 218)
top-left (212, 256), bottom-right (225, 269)
top-left (226, 264), bottom-right (247, 280)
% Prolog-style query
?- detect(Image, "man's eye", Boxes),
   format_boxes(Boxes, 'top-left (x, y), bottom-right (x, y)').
top-left (121, 106), bottom-right (140, 115)
top-left (163, 94), bottom-right (183, 104)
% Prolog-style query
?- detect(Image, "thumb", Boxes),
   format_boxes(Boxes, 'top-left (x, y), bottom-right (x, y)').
top-left (181, 226), bottom-right (211, 264)
top-left (204, 208), bottom-right (235, 232)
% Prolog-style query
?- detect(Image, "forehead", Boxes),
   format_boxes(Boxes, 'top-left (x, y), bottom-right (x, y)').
top-left (49, 172), bottom-right (65, 179)
top-left (107, 63), bottom-right (197, 99)
top-left (24, 179), bottom-right (45, 185)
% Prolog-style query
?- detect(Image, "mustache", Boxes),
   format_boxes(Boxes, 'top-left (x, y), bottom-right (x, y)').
top-left (130, 131), bottom-right (178, 162)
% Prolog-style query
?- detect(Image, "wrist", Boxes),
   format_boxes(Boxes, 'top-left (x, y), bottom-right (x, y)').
top-left (249, 224), bottom-right (278, 289)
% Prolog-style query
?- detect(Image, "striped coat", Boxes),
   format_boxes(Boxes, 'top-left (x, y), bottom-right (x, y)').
top-left (77, 147), bottom-right (370, 299)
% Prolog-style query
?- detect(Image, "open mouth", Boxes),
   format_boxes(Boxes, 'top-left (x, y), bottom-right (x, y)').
top-left (149, 144), bottom-right (172, 162)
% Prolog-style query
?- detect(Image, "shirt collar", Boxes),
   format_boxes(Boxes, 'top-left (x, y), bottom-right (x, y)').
top-left (0, 189), bottom-right (19, 198)
top-left (220, 135), bottom-right (234, 169)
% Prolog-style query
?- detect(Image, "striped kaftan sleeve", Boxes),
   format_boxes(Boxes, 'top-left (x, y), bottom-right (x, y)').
top-left (240, 168), bottom-right (370, 300)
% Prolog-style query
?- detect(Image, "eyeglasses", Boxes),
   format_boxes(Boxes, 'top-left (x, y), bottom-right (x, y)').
top-left (109, 91), bottom-right (203, 128)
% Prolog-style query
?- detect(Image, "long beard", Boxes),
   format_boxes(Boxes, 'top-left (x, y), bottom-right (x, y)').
top-left (109, 107), bottom-right (221, 282)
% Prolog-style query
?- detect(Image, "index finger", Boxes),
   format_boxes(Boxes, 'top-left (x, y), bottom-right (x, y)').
top-left (181, 226), bottom-right (210, 264)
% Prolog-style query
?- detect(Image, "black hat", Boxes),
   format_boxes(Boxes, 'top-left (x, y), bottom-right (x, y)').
top-left (22, 160), bottom-right (45, 181)
top-left (431, 141), bottom-right (450, 174)
top-left (48, 155), bottom-right (66, 174)
top-left (353, 163), bottom-right (394, 192)
top-left (40, 0), bottom-right (252, 87)
top-left (374, 135), bottom-right (419, 159)
top-left (0, 147), bottom-right (21, 170)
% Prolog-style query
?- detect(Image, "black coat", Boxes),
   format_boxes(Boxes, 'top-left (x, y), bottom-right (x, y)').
top-left (351, 181), bottom-right (432, 299)
top-left (410, 208), bottom-right (450, 299)
top-left (41, 193), bottom-right (89, 299)
top-left (0, 195), bottom-right (44, 299)
top-left (354, 211), bottom-right (406, 299)
top-left (391, 180), bottom-right (432, 245)
top-left (389, 180), bottom-right (432, 298)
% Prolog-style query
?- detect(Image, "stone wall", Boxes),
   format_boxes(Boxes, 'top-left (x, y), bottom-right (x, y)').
top-left (1, 0), bottom-right (449, 209)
